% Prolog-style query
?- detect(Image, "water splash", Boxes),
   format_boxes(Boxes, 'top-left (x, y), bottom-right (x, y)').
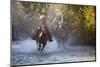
top-left (12, 38), bottom-right (62, 53)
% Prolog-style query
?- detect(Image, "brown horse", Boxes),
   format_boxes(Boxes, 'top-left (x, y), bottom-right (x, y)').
top-left (32, 25), bottom-right (53, 51)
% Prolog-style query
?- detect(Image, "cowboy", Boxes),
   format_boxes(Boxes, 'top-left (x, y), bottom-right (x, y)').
top-left (39, 13), bottom-right (53, 41)
top-left (32, 13), bottom-right (53, 42)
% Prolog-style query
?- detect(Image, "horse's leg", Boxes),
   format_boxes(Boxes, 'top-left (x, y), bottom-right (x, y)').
top-left (57, 39), bottom-right (61, 48)
top-left (36, 41), bottom-right (39, 50)
top-left (58, 43), bottom-right (61, 48)
top-left (37, 43), bottom-right (41, 50)
top-left (41, 42), bottom-right (47, 52)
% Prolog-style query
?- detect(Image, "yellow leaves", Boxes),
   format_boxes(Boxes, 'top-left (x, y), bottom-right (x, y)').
top-left (83, 6), bottom-right (95, 22)
top-left (69, 9), bottom-right (74, 16)
top-left (82, 6), bottom-right (96, 31)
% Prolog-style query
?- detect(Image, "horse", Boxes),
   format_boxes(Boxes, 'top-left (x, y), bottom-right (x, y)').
top-left (54, 28), bottom-right (66, 48)
top-left (53, 15), bottom-right (66, 48)
top-left (32, 25), bottom-right (53, 52)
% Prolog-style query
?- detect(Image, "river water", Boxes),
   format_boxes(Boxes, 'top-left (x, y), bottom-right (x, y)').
top-left (11, 38), bottom-right (96, 65)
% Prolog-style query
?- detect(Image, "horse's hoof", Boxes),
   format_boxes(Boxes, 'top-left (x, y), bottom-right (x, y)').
top-left (37, 48), bottom-right (40, 50)
top-left (41, 49), bottom-right (44, 52)
top-left (49, 39), bottom-right (53, 42)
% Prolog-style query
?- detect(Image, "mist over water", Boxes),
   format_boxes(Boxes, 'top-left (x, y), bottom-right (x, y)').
top-left (11, 36), bottom-right (95, 65)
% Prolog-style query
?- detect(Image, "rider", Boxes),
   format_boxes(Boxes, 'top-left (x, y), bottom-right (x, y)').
top-left (40, 12), bottom-right (53, 41)
top-left (33, 12), bottom-right (53, 42)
